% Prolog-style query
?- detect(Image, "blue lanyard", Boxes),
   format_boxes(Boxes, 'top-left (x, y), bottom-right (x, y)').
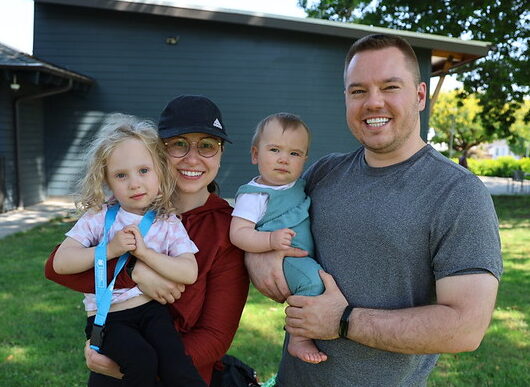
top-left (90, 204), bottom-right (156, 352)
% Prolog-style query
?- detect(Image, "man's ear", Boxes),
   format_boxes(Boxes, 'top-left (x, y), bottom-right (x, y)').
top-left (417, 82), bottom-right (427, 111)
top-left (251, 146), bottom-right (258, 165)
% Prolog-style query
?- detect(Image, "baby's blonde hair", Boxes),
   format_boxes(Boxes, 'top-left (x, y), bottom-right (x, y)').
top-left (251, 112), bottom-right (311, 154)
top-left (76, 113), bottom-right (177, 217)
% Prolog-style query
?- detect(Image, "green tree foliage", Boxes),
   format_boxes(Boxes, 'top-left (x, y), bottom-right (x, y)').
top-left (430, 91), bottom-right (530, 161)
top-left (508, 99), bottom-right (530, 156)
top-left (298, 0), bottom-right (529, 139)
top-left (430, 90), bottom-right (487, 161)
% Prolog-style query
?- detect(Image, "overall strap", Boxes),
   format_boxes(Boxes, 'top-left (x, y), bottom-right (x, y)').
top-left (90, 205), bottom-right (156, 352)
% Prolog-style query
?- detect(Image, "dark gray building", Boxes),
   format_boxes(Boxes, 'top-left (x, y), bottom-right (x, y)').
top-left (0, 0), bottom-right (490, 211)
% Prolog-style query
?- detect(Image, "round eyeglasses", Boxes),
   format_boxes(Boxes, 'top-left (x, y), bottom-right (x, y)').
top-left (164, 136), bottom-right (222, 158)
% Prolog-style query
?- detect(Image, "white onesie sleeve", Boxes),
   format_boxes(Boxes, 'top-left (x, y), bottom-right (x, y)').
top-left (232, 192), bottom-right (269, 224)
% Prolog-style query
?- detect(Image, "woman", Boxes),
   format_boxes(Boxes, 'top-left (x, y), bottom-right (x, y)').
top-left (45, 95), bottom-right (249, 385)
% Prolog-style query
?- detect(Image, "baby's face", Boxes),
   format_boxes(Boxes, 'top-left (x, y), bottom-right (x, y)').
top-left (251, 120), bottom-right (309, 186)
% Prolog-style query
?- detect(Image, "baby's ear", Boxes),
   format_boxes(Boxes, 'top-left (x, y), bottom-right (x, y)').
top-left (251, 146), bottom-right (259, 165)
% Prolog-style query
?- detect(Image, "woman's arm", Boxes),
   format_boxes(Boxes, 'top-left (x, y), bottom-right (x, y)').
top-left (132, 260), bottom-right (186, 304)
top-left (181, 245), bottom-right (249, 368)
top-left (125, 225), bottom-right (198, 285)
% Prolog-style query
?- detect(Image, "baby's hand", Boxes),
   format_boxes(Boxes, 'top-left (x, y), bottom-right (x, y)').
top-left (270, 228), bottom-right (296, 250)
top-left (123, 225), bottom-right (150, 260)
top-left (107, 229), bottom-right (136, 259)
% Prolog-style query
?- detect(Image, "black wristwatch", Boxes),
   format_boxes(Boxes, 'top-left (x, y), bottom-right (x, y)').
top-left (339, 305), bottom-right (354, 338)
top-left (125, 256), bottom-right (137, 278)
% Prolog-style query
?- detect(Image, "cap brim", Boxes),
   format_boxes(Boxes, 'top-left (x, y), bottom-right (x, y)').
top-left (158, 125), bottom-right (232, 143)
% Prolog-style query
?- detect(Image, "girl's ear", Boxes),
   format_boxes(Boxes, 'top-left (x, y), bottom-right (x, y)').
top-left (251, 146), bottom-right (258, 165)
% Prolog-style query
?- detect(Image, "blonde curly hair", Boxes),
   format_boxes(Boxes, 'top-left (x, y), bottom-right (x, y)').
top-left (76, 113), bottom-right (177, 217)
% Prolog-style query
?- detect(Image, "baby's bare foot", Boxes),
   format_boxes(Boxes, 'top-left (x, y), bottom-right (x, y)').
top-left (288, 335), bottom-right (328, 364)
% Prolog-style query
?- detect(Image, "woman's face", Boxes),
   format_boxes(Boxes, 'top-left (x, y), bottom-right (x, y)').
top-left (165, 132), bottom-right (223, 195)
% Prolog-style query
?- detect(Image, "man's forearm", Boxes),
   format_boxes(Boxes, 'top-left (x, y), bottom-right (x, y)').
top-left (344, 274), bottom-right (498, 354)
top-left (286, 273), bottom-right (498, 355)
top-left (346, 304), bottom-right (483, 354)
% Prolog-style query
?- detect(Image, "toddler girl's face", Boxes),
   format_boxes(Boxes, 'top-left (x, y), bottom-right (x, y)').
top-left (251, 121), bottom-right (309, 187)
top-left (106, 138), bottom-right (160, 215)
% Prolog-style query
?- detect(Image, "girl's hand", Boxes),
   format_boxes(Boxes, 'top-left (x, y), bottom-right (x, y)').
top-left (270, 228), bottom-right (296, 250)
top-left (123, 225), bottom-right (150, 261)
top-left (106, 229), bottom-right (136, 259)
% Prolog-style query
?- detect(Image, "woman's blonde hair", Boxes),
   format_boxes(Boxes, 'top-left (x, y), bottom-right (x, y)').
top-left (76, 113), bottom-right (177, 217)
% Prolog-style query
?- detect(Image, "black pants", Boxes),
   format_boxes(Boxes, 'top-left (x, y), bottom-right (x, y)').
top-left (86, 301), bottom-right (206, 387)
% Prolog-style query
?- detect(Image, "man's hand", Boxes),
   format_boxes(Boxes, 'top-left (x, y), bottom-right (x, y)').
top-left (84, 340), bottom-right (123, 379)
top-left (285, 271), bottom-right (348, 340)
top-left (244, 247), bottom-right (306, 303)
top-left (270, 228), bottom-right (296, 250)
top-left (132, 260), bottom-right (185, 304)
top-left (106, 228), bottom-right (135, 259)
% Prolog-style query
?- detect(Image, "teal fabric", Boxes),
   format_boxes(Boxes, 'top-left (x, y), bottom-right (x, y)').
top-left (236, 179), bottom-right (324, 296)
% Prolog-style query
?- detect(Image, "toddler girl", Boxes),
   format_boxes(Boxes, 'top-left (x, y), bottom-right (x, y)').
top-left (53, 113), bottom-right (206, 386)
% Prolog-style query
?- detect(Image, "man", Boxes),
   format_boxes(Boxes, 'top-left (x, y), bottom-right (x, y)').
top-left (246, 34), bottom-right (502, 386)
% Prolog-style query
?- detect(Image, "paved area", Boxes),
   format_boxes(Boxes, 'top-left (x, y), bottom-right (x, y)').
top-left (0, 198), bottom-right (76, 240)
top-left (0, 176), bottom-right (528, 240)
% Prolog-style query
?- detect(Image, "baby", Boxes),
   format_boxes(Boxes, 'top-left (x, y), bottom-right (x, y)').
top-left (230, 112), bottom-right (326, 364)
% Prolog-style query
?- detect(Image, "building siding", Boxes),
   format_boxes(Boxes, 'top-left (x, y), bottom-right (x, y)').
top-left (34, 2), bottom-right (431, 198)
top-left (0, 86), bottom-right (16, 211)
top-left (17, 101), bottom-right (46, 207)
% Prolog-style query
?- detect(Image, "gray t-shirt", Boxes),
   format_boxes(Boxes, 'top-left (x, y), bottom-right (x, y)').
top-left (277, 145), bottom-right (502, 386)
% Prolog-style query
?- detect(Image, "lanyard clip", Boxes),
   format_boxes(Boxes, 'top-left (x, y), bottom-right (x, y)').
top-left (89, 324), bottom-right (105, 353)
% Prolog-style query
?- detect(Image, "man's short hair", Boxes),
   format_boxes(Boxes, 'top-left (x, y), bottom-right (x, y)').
top-left (344, 34), bottom-right (421, 84)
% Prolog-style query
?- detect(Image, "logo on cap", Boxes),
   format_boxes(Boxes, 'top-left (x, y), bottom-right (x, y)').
top-left (213, 118), bottom-right (223, 129)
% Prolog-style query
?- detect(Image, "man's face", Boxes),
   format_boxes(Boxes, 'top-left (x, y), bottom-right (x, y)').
top-left (344, 46), bottom-right (426, 165)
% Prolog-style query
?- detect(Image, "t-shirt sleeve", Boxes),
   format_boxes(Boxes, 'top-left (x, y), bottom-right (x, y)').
top-left (430, 174), bottom-right (503, 281)
top-left (167, 218), bottom-right (199, 257)
top-left (231, 192), bottom-right (268, 223)
top-left (303, 153), bottom-right (344, 195)
top-left (65, 209), bottom-right (105, 247)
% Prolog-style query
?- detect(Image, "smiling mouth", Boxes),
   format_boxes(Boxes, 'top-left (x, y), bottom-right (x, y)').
top-left (179, 170), bottom-right (203, 177)
top-left (365, 117), bottom-right (390, 127)
top-left (130, 193), bottom-right (146, 200)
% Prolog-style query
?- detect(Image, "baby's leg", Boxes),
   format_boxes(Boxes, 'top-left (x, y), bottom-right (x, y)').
top-left (283, 257), bottom-right (328, 363)
top-left (288, 334), bottom-right (328, 364)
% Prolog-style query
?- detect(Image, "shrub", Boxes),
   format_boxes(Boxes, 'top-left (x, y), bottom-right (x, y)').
top-left (453, 156), bottom-right (529, 178)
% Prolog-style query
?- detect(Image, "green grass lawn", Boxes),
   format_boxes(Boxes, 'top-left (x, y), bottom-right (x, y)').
top-left (0, 196), bottom-right (528, 386)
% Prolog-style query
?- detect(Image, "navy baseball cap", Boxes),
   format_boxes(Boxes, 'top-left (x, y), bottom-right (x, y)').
top-left (158, 95), bottom-right (232, 143)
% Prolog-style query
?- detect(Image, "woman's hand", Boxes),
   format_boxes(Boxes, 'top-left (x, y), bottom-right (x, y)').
top-left (84, 340), bottom-right (123, 379)
top-left (132, 260), bottom-right (185, 304)
top-left (245, 247), bottom-right (307, 303)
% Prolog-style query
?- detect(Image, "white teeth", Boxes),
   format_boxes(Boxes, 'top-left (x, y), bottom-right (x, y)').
top-left (366, 117), bottom-right (389, 127)
top-left (180, 170), bottom-right (202, 177)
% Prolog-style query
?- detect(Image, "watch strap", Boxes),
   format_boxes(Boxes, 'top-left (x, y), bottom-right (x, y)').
top-left (339, 305), bottom-right (354, 338)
